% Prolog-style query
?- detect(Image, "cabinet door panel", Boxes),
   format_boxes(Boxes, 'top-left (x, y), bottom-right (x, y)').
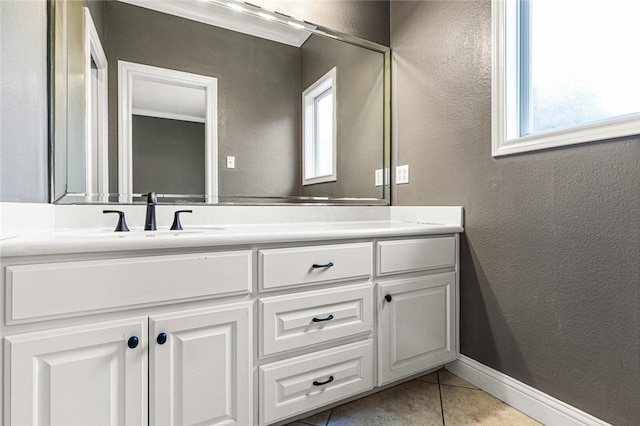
top-left (5, 317), bottom-right (147, 426)
top-left (377, 273), bottom-right (456, 385)
top-left (150, 302), bottom-right (252, 426)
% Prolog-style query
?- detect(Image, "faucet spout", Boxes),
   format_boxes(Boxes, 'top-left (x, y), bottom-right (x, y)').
top-left (145, 192), bottom-right (157, 231)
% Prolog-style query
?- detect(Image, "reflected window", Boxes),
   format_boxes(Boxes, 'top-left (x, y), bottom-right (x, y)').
top-left (303, 67), bottom-right (337, 185)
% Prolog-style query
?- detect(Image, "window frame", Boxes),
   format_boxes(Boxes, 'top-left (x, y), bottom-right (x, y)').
top-left (302, 67), bottom-right (337, 185)
top-left (492, 0), bottom-right (640, 157)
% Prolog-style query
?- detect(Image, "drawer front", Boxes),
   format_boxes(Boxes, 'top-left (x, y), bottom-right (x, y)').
top-left (377, 237), bottom-right (455, 276)
top-left (6, 251), bottom-right (252, 323)
top-left (259, 283), bottom-right (373, 357)
top-left (259, 340), bottom-right (373, 425)
top-left (259, 243), bottom-right (372, 290)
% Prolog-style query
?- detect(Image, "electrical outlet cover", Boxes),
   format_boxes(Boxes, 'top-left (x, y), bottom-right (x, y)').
top-left (395, 165), bottom-right (409, 184)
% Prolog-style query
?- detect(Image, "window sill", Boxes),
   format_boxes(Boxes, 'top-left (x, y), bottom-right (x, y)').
top-left (492, 113), bottom-right (640, 157)
top-left (303, 175), bottom-right (337, 186)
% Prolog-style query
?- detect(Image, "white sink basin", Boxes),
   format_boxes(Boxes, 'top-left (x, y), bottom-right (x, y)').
top-left (55, 227), bottom-right (225, 239)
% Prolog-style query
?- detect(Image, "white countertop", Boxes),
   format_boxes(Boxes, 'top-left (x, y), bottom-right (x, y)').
top-left (0, 220), bottom-right (463, 258)
top-left (0, 204), bottom-right (464, 258)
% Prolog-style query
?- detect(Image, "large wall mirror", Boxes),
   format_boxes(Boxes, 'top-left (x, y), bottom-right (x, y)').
top-left (50, 0), bottom-right (390, 205)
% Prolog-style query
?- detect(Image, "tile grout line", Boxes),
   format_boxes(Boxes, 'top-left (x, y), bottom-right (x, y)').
top-left (324, 408), bottom-right (334, 426)
top-left (438, 372), bottom-right (446, 425)
top-left (439, 383), bottom-right (481, 390)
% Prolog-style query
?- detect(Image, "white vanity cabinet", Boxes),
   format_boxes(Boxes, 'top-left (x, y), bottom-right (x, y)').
top-left (1, 226), bottom-right (460, 426)
top-left (4, 303), bottom-right (253, 426)
top-left (375, 236), bottom-right (459, 386)
top-left (256, 236), bottom-right (458, 425)
top-left (257, 243), bottom-right (377, 425)
top-left (2, 250), bottom-right (254, 426)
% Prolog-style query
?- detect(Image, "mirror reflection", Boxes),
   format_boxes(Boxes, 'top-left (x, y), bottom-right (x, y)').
top-left (131, 77), bottom-right (207, 198)
top-left (131, 75), bottom-right (207, 197)
top-left (52, 0), bottom-right (390, 204)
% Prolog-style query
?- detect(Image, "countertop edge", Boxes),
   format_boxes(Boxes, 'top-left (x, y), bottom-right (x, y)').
top-left (0, 223), bottom-right (464, 258)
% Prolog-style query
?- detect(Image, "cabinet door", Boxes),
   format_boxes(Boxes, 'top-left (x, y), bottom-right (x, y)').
top-left (377, 272), bottom-right (456, 385)
top-left (150, 302), bottom-right (252, 426)
top-left (4, 317), bottom-right (148, 426)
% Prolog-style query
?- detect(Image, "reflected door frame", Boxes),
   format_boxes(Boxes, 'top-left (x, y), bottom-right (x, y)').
top-left (117, 61), bottom-right (218, 203)
top-left (84, 8), bottom-right (109, 201)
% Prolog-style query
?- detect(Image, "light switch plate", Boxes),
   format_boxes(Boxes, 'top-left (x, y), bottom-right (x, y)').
top-left (375, 169), bottom-right (384, 186)
top-left (396, 165), bottom-right (409, 184)
top-left (226, 156), bottom-right (235, 169)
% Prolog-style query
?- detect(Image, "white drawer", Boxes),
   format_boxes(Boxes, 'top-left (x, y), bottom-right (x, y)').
top-left (377, 237), bottom-right (456, 276)
top-left (259, 283), bottom-right (373, 357)
top-left (259, 340), bottom-right (373, 425)
top-left (259, 243), bottom-right (372, 291)
top-left (5, 251), bottom-right (252, 323)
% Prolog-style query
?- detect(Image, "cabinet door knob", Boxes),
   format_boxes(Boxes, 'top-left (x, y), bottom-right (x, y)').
top-left (312, 314), bottom-right (334, 323)
top-left (312, 262), bottom-right (334, 269)
top-left (312, 376), bottom-right (334, 386)
top-left (157, 332), bottom-right (167, 345)
top-left (385, 294), bottom-right (392, 302)
top-left (127, 336), bottom-right (139, 349)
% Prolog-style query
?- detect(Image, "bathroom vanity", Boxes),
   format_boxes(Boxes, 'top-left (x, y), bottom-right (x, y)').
top-left (4, 2), bottom-right (460, 423)
top-left (0, 206), bottom-right (462, 425)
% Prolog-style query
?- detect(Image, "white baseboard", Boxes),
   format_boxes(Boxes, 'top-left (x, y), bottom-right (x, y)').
top-left (446, 355), bottom-right (611, 426)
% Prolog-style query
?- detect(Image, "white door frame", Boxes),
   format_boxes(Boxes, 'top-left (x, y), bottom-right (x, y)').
top-left (117, 61), bottom-right (218, 203)
top-left (84, 8), bottom-right (109, 200)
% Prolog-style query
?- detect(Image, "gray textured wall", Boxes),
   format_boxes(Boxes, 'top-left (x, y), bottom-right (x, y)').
top-left (85, 0), bottom-right (105, 41)
top-left (132, 115), bottom-right (205, 195)
top-left (0, 0), bottom-right (49, 202)
top-left (300, 34), bottom-right (385, 200)
top-left (253, 0), bottom-right (390, 47)
top-left (391, 1), bottom-right (640, 424)
top-left (104, 1), bottom-right (301, 198)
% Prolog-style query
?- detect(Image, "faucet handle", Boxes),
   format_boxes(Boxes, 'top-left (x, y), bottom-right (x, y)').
top-left (170, 210), bottom-right (193, 231)
top-left (103, 210), bottom-right (130, 232)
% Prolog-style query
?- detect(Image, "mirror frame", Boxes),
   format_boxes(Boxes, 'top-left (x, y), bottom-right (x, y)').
top-left (48, 0), bottom-right (391, 205)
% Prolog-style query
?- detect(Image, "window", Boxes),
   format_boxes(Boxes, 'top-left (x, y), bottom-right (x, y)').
top-left (492, 0), bottom-right (640, 156)
top-left (303, 67), bottom-right (337, 184)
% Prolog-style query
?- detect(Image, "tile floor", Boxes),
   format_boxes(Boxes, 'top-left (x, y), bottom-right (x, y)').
top-left (285, 369), bottom-right (541, 426)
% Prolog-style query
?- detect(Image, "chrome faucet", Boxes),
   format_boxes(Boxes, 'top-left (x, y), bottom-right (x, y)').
top-left (145, 192), bottom-right (157, 231)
